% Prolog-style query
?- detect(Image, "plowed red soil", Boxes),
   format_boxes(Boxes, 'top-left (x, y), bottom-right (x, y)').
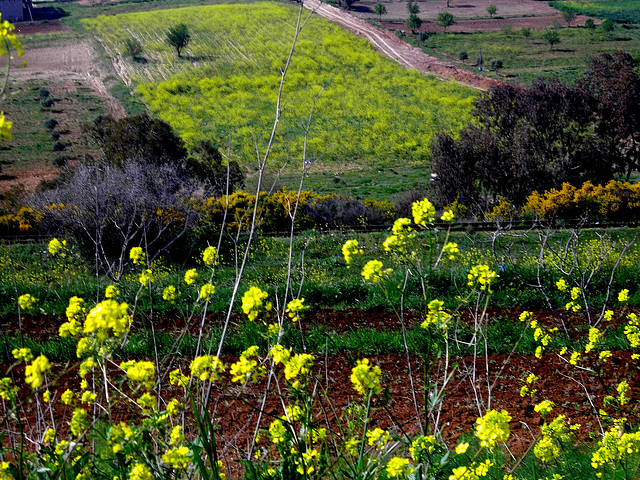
top-left (2, 307), bottom-right (638, 474)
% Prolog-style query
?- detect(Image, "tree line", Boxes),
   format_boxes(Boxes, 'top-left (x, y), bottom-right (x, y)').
top-left (430, 51), bottom-right (640, 215)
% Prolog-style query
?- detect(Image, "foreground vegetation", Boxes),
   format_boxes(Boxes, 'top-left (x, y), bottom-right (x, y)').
top-left (4, 204), bottom-right (640, 479)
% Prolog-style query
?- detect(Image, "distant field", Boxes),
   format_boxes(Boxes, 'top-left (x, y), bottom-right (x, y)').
top-left (418, 23), bottom-right (640, 85)
top-left (83, 2), bottom-right (475, 170)
top-left (550, 0), bottom-right (640, 24)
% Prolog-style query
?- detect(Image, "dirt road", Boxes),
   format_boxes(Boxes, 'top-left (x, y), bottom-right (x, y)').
top-left (303, 0), bottom-right (501, 89)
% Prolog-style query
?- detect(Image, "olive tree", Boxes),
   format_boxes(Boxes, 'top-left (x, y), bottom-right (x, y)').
top-left (436, 12), bottom-right (455, 32)
top-left (374, 3), bottom-right (387, 21)
top-left (167, 23), bottom-right (191, 57)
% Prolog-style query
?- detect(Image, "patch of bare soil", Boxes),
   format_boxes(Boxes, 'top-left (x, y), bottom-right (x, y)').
top-left (13, 41), bottom-right (125, 119)
top-left (2, 307), bottom-right (637, 475)
top-left (348, 0), bottom-right (560, 21)
top-left (305, 0), bottom-right (501, 89)
top-left (381, 14), bottom-right (594, 34)
top-left (0, 39), bottom-right (126, 193)
top-left (13, 20), bottom-right (71, 36)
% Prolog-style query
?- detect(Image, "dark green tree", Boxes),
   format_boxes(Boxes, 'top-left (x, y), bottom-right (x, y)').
top-left (542, 28), bottom-right (560, 50)
top-left (436, 12), bottom-right (455, 32)
top-left (407, 13), bottom-right (423, 34)
top-left (578, 51), bottom-right (640, 180)
top-left (84, 114), bottom-right (187, 168)
top-left (562, 10), bottom-right (576, 26)
top-left (406, 1), bottom-right (419, 15)
top-left (167, 23), bottom-right (191, 57)
top-left (185, 140), bottom-right (245, 196)
top-left (486, 4), bottom-right (497, 18)
top-left (430, 79), bottom-right (612, 212)
top-left (374, 3), bottom-right (387, 21)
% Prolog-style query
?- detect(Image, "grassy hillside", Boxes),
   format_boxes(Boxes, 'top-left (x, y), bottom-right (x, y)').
top-left (83, 2), bottom-right (475, 170)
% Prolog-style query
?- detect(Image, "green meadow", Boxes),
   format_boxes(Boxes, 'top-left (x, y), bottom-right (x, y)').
top-left (83, 2), bottom-right (475, 169)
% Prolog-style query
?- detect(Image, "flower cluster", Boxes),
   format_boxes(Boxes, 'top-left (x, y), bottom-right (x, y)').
top-left (24, 355), bottom-right (51, 389)
top-left (366, 428), bottom-right (391, 447)
top-left (199, 283), bottom-right (216, 301)
top-left (83, 300), bottom-right (131, 339)
top-left (162, 285), bottom-right (178, 302)
top-left (534, 400), bottom-right (555, 417)
top-left (361, 259), bottom-right (392, 283)
top-left (202, 245), bottom-right (218, 266)
top-left (286, 298), bottom-right (307, 322)
top-left (474, 409), bottom-right (511, 448)
top-left (190, 355), bottom-right (225, 381)
top-left (184, 268), bottom-right (198, 285)
top-left (520, 372), bottom-right (539, 398)
top-left (564, 286), bottom-right (582, 312)
top-left (342, 239), bottom-right (363, 266)
top-left (230, 346), bottom-right (265, 383)
top-left (242, 286), bottom-right (271, 322)
top-left (442, 242), bottom-right (459, 261)
top-left (467, 265), bottom-right (498, 293)
top-left (386, 457), bottom-right (413, 478)
top-left (591, 426), bottom-right (640, 471)
top-left (18, 293), bottom-right (36, 311)
top-left (121, 360), bottom-right (156, 390)
top-left (351, 358), bottom-right (382, 396)
top-left (48, 238), bottom-right (67, 256)
top-left (421, 299), bottom-right (451, 329)
top-left (129, 247), bottom-right (145, 264)
top-left (12, 347), bottom-right (33, 363)
top-left (585, 327), bottom-right (602, 353)
top-left (412, 198), bottom-right (436, 226)
top-left (105, 285), bottom-right (120, 299)
top-left (410, 435), bottom-right (437, 462)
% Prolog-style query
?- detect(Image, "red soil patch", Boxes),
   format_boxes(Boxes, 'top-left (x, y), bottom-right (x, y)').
top-left (13, 20), bottom-right (71, 36)
top-left (381, 14), bottom-right (594, 34)
top-left (2, 307), bottom-right (637, 475)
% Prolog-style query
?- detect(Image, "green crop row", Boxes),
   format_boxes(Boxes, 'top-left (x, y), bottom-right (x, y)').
top-left (82, 2), bottom-right (475, 167)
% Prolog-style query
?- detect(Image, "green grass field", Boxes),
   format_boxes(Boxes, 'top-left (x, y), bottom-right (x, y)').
top-left (419, 24), bottom-right (640, 86)
top-left (82, 2), bottom-right (475, 170)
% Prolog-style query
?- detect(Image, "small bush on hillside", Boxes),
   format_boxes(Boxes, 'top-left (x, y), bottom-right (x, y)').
top-left (44, 118), bottom-right (58, 130)
top-left (40, 97), bottom-right (54, 109)
top-left (124, 37), bottom-right (144, 59)
top-left (53, 155), bottom-right (68, 168)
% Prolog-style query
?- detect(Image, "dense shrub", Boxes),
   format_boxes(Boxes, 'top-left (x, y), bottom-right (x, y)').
top-left (523, 180), bottom-right (640, 220)
top-left (43, 117), bottom-right (58, 130)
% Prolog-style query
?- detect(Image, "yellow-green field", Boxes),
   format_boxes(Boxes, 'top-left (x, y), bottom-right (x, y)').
top-left (84, 2), bottom-right (475, 167)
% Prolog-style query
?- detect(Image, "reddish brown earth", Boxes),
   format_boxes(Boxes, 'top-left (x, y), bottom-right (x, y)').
top-left (2, 307), bottom-right (638, 474)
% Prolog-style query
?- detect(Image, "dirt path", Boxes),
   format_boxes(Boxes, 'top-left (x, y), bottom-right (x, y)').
top-left (303, 0), bottom-right (501, 90)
